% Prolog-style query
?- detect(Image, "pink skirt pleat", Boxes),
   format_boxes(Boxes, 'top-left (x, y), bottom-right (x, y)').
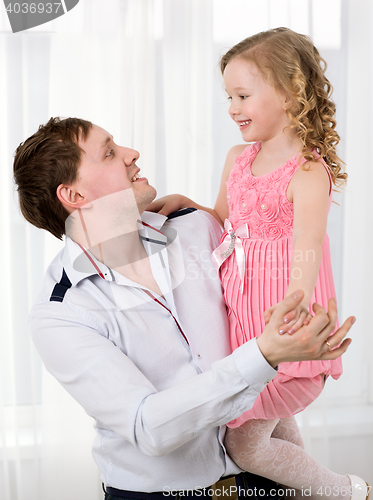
top-left (220, 235), bottom-right (342, 427)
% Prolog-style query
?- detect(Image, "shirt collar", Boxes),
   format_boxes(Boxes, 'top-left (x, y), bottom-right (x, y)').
top-left (62, 211), bottom-right (169, 286)
top-left (139, 210), bottom-right (168, 230)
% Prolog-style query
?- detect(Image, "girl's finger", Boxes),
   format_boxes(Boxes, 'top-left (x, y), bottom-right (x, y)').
top-left (302, 313), bottom-right (313, 326)
top-left (288, 311), bottom-right (309, 335)
top-left (282, 309), bottom-right (297, 324)
top-left (278, 315), bottom-right (298, 334)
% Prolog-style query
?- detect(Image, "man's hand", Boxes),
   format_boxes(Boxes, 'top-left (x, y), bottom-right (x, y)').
top-left (263, 302), bottom-right (312, 334)
top-left (257, 290), bottom-right (353, 368)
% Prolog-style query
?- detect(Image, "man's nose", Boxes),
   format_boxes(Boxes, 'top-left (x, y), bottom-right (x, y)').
top-left (123, 148), bottom-right (140, 166)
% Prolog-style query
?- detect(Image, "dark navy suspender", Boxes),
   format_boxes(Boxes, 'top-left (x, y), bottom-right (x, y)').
top-left (167, 207), bottom-right (197, 220)
top-left (50, 268), bottom-right (72, 302)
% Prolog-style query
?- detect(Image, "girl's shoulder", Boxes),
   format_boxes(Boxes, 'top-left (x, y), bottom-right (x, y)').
top-left (236, 141), bottom-right (260, 160)
top-left (227, 143), bottom-right (251, 161)
top-left (221, 143), bottom-right (251, 182)
top-left (288, 158), bottom-right (332, 203)
top-left (229, 142), bottom-right (260, 171)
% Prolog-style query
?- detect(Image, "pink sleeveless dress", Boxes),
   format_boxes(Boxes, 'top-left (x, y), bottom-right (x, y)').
top-left (216, 142), bottom-right (342, 427)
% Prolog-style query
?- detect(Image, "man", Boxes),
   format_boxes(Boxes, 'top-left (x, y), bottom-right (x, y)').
top-left (13, 117), bottom-right (352, 499)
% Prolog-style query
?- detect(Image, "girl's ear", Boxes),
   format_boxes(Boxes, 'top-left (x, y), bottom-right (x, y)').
top-left (283, 94), bottom-right (293, 112)
top-left (56, 184), bottom-right (91, 211)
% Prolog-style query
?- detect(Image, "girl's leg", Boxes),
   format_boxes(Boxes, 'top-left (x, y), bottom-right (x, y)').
top-left (271, 416), bottom-right (304, 448)
top-left (271, 417), bottom-right (305, 499)
top-left (225, 418), bottom-right (350, 500)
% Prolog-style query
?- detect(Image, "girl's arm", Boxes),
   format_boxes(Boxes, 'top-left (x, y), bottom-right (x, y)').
top-left (147, 144), bottom-right (247, 226)
top-left (147, 193), bottom-right (222, 223)
top-left (281, 160), bottom-right (331, 333)
top-left (213, 144), bottom-right (247, 223)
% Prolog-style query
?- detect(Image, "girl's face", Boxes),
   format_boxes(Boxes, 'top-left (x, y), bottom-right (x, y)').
top-left (224, 58), bottom-right (292, 143)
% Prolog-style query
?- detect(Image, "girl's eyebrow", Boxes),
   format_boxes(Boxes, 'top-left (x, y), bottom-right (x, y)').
top-left (233, 86), bottom-right (252, 91)
top-left (225, 85), bottom-right (253, 93)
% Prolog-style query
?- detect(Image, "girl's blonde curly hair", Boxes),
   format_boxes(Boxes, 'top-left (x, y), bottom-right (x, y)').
top-left (220, 27), bottom-right (347, 187)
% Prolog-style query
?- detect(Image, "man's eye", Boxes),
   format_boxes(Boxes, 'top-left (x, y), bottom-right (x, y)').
top-left (106, 149), bottom-right (114, 158)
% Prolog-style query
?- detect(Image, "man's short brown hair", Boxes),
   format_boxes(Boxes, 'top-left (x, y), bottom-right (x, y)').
top-left (13, 117), bottom-right (92, 240)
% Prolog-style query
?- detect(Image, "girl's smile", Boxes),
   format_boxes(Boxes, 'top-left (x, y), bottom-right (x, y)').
top-left (224, 58), bottom-right (292, 144)
top-left (237, 119), bottom-right (252, 130)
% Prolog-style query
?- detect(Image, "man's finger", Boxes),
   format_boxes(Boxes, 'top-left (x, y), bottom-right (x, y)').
top-left (323, 316), bottom-right (355, 349)
top-left (306, 301), bottom-right (333, 338)
top-left (263, 310), bottom-right (272, 324)
top-left (320, 338), bottom-right (352, 360)
top-left (270, 290), bottom-right (304, 325)
top-left (312, 297), bottom-right (337, 323)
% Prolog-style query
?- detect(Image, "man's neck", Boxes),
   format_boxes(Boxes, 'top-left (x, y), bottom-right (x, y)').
top-left (69, 219), bottom-right (164, 296)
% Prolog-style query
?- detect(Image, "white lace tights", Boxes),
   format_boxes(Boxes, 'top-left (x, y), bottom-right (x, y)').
top-left (225, 417), bottom-right (350, 500)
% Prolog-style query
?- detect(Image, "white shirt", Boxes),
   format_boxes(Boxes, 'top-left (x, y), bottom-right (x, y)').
top-left (30, 209), bottom-right (276, 492)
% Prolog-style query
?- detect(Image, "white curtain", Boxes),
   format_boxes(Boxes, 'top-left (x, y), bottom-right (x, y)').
top-left (295, 0), bottom-right (373, 486)
top-left (1, 1), bottom-right (372, 499)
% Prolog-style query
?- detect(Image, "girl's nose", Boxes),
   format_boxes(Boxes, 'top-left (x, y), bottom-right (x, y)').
top-left (229, 100), bottom-right (240, 118)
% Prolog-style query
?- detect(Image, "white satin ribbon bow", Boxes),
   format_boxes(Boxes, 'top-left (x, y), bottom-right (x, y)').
top-left (212, 219), bottom-right (250, 293)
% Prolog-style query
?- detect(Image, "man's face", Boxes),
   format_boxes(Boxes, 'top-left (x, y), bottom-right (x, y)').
top-left (72, 124), bottom-right (156, 212)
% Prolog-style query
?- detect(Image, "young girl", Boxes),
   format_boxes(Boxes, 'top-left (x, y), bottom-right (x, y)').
top-left (150, 28), bottom-right (368, 499)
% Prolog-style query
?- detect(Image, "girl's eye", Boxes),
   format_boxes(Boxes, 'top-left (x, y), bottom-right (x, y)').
top-left (227, 96), bottom-right (232, 101)
top-left (240, 95), bottom-right (248, 100)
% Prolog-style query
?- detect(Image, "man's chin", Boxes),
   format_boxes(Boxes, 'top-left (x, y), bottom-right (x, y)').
top-left (138, 186), bottom-right (157, 213)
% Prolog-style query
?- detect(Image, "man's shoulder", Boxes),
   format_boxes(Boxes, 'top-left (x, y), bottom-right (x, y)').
top-left (164, 208), bottom-right (222, 249)
top-left (31, 242), bottom-right (85, 312)
top-left (33, 247), bottom-right (68, 305)
top-left (29, 247), bottom-right (73, 336)
top-left (167, 207), bottom-right (198, 220)
top-left (29, 247), bottom-right (107, 338)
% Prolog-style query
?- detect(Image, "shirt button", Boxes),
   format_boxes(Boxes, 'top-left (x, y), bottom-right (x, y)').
top-left (196, 354), bottom-right (201, 360)
top-left (265, 379), bottom-right (271, 385)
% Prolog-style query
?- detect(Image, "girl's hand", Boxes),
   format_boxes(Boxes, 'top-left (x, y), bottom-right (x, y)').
top-left (258, 291), bottom-right (353, 368)
top-left (264, 302), bottom-right (312, 334)
top-left (147, 194), bottom-right (224, 225)
top-left (279, 303), bottom-right (312, 335)
top-left (147, 194), bottom-right (192, 216)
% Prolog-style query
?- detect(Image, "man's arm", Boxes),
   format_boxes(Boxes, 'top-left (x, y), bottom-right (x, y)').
top-left (30, 301), bottom-right (275, 457)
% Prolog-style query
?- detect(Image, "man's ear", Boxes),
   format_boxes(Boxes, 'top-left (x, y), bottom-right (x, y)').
top-left (56, 184), bottom-right (91, 210)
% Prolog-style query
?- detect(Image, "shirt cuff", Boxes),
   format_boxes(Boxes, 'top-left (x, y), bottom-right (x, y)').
top-left (232, 338), bottom-right (277, 393)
